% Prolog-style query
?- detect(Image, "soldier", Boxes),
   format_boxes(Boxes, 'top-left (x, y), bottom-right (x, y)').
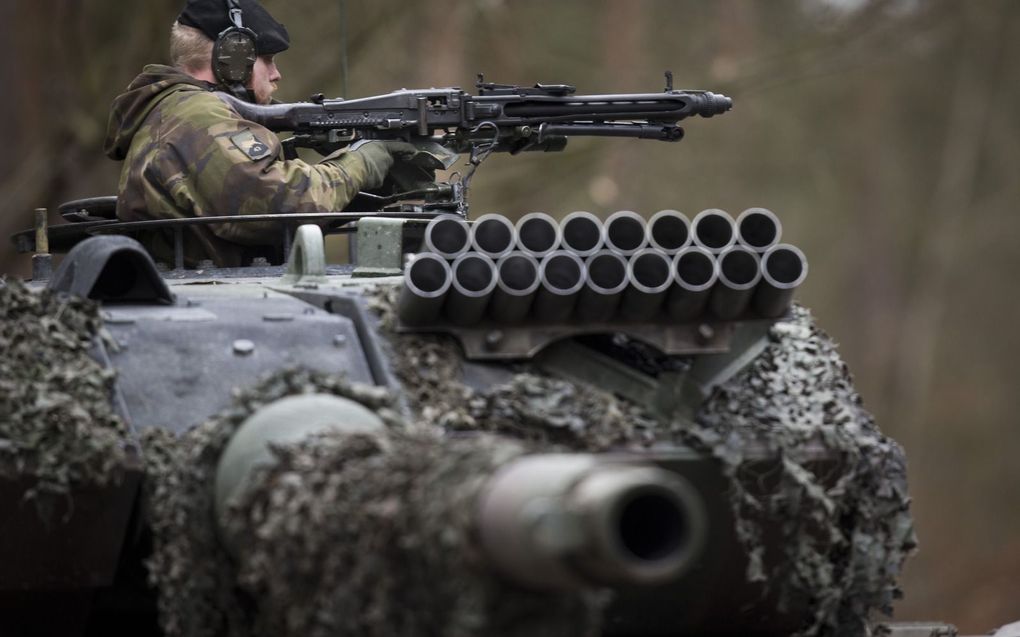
top-left (103, 0), bottom-right (421, 267)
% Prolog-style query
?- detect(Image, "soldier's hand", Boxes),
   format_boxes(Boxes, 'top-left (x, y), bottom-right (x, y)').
top-left (334, 140), bottom-right (443, 191)
top-left (376, 141), bottom-right (420, 159)
top-left (344, 141), bottom-right (402, 189)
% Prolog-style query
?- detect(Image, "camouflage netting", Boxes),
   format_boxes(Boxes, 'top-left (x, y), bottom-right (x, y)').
top-left (688, 314), bottom-right (917, 636)
top-left (0, 278), bottom-right (130, 496)
top-left (368, 290), bottom-right (672, 452)
top-left (367, 284), bottom-right (917, 636)
top-left (142, 368), bottom-right (605, 637)
top-left (142, 283), bottom-right (914, 637)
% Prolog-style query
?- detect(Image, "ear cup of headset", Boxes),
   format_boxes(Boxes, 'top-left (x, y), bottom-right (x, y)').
top-left (213, 26), bottom-right (258, 86)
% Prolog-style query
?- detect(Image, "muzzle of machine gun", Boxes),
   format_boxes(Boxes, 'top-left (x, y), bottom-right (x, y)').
top-left (686, 91), bottom-right (733, 117)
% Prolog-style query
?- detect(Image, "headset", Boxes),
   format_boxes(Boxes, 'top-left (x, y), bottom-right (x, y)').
top-left (213, 0), bottom-right (257, 99)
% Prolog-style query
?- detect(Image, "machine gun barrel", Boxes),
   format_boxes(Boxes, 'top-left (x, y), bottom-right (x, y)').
top-left (494, 90), bottom-right (731, 121)
top-left (539, 123), bottom-right (684, 141)
top-left (216, 83), bottom-right (731, 156)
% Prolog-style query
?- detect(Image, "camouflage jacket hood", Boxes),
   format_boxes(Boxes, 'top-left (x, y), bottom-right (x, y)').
top-left (104, 65), bottom-right (215, 160)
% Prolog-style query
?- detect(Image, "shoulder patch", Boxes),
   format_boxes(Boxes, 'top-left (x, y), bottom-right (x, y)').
top-left (230, 129), bottom-right (273, 161)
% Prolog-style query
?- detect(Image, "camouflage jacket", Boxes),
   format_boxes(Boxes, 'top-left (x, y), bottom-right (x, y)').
top-left (104, 65), bottom-right (373, 267)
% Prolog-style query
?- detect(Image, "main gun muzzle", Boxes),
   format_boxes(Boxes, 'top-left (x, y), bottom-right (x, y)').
top-left (478, 454), bottom-right (707, 590)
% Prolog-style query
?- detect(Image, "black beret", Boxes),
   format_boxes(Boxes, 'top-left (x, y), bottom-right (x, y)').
top-left (178, 0), bottom-right (290, 55)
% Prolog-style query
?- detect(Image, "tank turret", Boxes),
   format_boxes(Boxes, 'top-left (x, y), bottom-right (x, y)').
top-left (3, 181), bottom-right (994, 636)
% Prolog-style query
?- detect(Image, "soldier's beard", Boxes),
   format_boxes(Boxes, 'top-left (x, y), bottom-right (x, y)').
top-left (253, 83), bottom-right (278, 105)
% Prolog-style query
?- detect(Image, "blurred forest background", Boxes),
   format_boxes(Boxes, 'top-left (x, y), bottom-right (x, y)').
top-left (1, 0), bottom-right (1018, 630)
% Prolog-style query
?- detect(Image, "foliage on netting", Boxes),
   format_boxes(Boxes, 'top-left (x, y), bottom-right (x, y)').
top-left (142, 367), bottom-right (603, 637)
top-left (686, 308), bottom-right (917, 636)
top-left (0, 278), bottom-right (130, 496)
top-left (369, 285), bottom-right (916, 636)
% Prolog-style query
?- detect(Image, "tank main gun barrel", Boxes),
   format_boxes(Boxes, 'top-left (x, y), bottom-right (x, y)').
top-left (213, 395), bottom-right (706, 594)
top-left (478, 454), bottom-right (707, 590)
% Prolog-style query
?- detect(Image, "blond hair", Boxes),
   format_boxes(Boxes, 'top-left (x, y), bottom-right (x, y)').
top-left (169, 22), bottom-right (214, 72)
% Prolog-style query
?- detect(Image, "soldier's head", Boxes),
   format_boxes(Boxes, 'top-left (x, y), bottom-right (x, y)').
top-left (171, 0), bottom-right (289, 105)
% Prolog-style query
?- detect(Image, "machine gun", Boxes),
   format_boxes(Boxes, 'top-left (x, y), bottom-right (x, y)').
top-left (219, 73), bottom-right (732, 214)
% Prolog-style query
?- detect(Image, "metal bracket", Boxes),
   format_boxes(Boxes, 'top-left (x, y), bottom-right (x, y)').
top-left (536, 340), bottom-right (687, 419)
top-left (533, 320), bottom-right (776, 421)
top-left (683, 320), bottom-right (774, 401)
top-left (279, 224), bottom-right (328, 286)
top-left (397, 320), bottom-right (738, 361)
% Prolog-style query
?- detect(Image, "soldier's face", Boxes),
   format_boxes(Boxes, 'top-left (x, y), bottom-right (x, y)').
top-left (249, 55), bottom-right (282, 105)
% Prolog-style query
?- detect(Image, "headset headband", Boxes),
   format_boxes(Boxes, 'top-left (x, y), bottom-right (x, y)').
top-left (227, 0), bottom-right (244, 28)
